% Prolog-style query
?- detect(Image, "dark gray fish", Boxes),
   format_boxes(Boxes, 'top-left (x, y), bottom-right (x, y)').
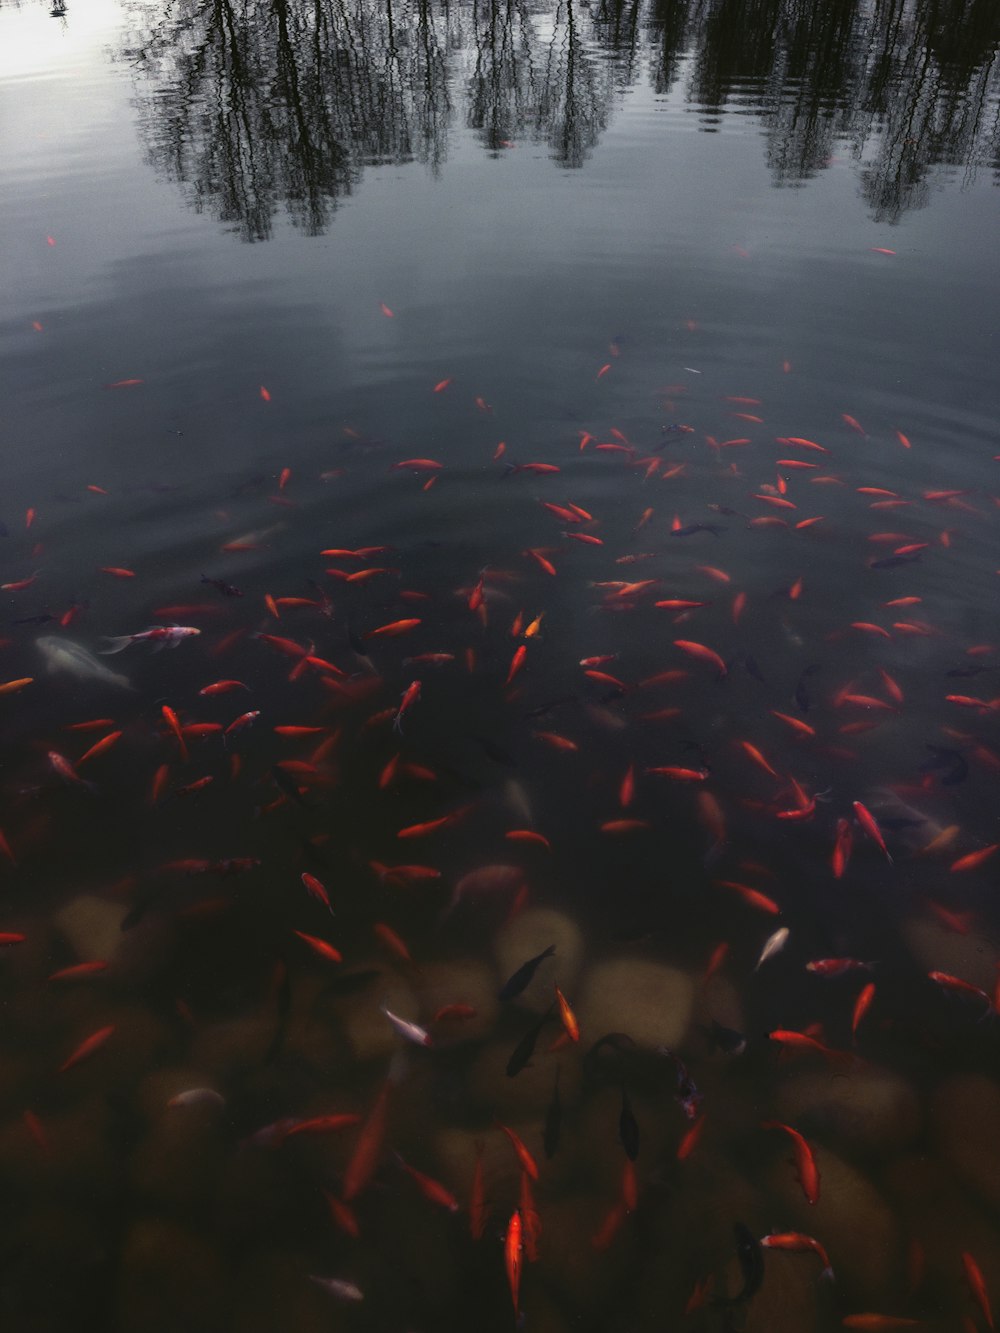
top-left (499, 944), bottom-right (556, 1002)
top-left (878, 817), bottom-right (925, 831)
top-left (201, 574), bottom-right (243, 598)
top-left (13, 614), bottom-right (55, 626)
top-left (523, 694), bottom-right (578, 720)
top-left (713, 1224), bottom-right (764, 1306)
top-left (946, 664), bottom-right (988, 678)
top-left (921, 744), bottom-right (968, 786)
top-left (270, 764), bottom-right (312, 809)
top-left (476, 736), bottom-right (515, 765)
top-left (619, 1084), bottom-right (639, 1160)
top-left (869, 553), bottom-right (921, 570)
top-left (657, 1047), bottom-right (703, 1120)
top-left (701, 1019), bottom-right (747, 1056)
top-left (506, 1002), bottom-right (556, 1077)
top-left (543, 1067), bottom-right (562, 1158)
top-left (794, 663), bottom-right (821, 713)
top-left (347, 625), bottom-right (366, 655)
top-left (669, 523), bottom-right (725, 538)
top-left (743, 655), bottom-right (766, 684)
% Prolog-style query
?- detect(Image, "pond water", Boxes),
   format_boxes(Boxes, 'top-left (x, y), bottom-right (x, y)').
top-left (1, 0), bottom-right (1000, 1329)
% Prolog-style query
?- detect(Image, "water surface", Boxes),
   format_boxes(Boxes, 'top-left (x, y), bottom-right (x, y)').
top-left (1, 0), bottom-right (1000, 1329)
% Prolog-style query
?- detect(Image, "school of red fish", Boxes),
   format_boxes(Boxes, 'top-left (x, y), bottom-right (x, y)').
top-left (2, 341), bottom-right (999, 1332)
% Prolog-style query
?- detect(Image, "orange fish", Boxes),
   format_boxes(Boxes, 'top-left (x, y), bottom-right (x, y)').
top-left (77, 730), bottom-right (122, 766)
top-left (48, 961), bottom-right (109, 983)
top-left (343, 1080), bottom-right (392, 1201)
top-left (674, 639), bottom-right (727, 676)
top-left (852, 982), bottom-right (876, 1038)
top-left (0, 678), bottom-right (33, 695)
top-left (497, 1122), bottom-right (538, 1180)
top-left (554, 985), bottom-right (580, 1042)
top-left (395, 1154), bottom-right (459, 1211)
top-left (505, 1210), bottom-right (523, 1311)
top-left (832, 818), bottom-right (853, 878)
top-left (853, 801), bottom-right (892, 863)
top-left (284, 1113), bottom-right (362, 1139)
top-left (761, 1120), bottom-right (820, 1203)
top-left (293, 930), bottom-right (342, 963)
top-left (715, 880), bottom-right (780, 914)
top-left (506, 645), bottom-right (528, 686)
top-left (962, 1251), bottom-right (993, 1331)
top-left (363, 619), bottom-right (421, 639)
top-left (951, 844), bottom-right (998, 873)
top-left (60, 1024), bottom-right (115, 1072)
top-left (841, 1318), bottom-right (920, 1330)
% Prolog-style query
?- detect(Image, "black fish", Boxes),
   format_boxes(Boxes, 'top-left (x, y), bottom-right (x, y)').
top-left (619, 1084), bottom-right (639, 1160)
top-left (921, 744), bottom-right (969, 786)
top-left (263, 960), bottom-right (292, 1063)
top-left (543, 1067), bottom-right (562, 1158)
top-left (476, 736), bottom-right (515, 765)
top-left (877, 816), bottom-right (925, 831)
top-left (201, 574), bottom-right (243, 598)
top-left (657, 1047), bottom-right (703, 1120)
top-left (744, 655), bottom-right (766, 684)
top-left (347, 625), bottom-right (366, 655)
top-left (499, 944), bottom-right (556, 1001)
top-left (713, 1224), bottom-right (765, 1306)
top-left (271, 764), bottom-right (312, 809)
top-left (700, 1019), bottom-right (747, 1056)
top-left (523, 694), bottom-right (578, 720)
top-left (506, 1003), bottom-right (555, 1077)
top-left (869, 553), bottom-right (921, 570)
top-left (794, 663), bottom-right (821, 713)
top-left (669, 523), bottom-right (725, 538)
top-left (946, 664), bottom-right (988, 678)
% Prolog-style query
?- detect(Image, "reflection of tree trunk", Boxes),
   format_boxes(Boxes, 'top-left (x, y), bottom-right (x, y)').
top-left (125, 0), bottom-right (1000, 240)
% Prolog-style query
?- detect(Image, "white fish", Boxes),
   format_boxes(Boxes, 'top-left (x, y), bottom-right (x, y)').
top-left (381, 1005), bottom-right (433, 1048)
top-left (503, 778), bottom-right (534, 826)
top-left (754, 926), bottom-right (790, 972)
top-left (100, 626), bottom-right (201, 654)
top-left (36, 636), bottom-right (134, 690)
top-left (167, 1087), bottom-right (225, 1110)
top-left (309, 1276), bottom-right (364, 1303)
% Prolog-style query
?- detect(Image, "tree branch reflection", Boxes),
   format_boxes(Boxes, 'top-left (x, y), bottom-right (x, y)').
top-left (118, 0), bottom-right (1000, 238)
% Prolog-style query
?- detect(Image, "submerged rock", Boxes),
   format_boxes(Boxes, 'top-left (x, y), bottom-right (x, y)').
top-left (773, 1068), bottom-right (920, 1155)
top-left (576, 957), bottom-right (692, 1050)
top-left (494, 909), bottom-right (584, 1013)
top-left (930, 1074), bottom-right (1000, 1212)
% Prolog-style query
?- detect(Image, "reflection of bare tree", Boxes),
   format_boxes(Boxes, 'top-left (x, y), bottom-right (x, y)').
top-left (464, 0), bottom-right (615, 164)
top-left (119, 0), bottom-right (1000, 239)
top-left (674, 0), bottom-right (1000, 222)
top-left (125, 0), bottom-right (453, 240)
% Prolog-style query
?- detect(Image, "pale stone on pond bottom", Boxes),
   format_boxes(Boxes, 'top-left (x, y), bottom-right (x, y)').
top-left (773, 1068), bottom-right (920, 1154)
top-left (930, 1074), bottom-right (1000, 1212)
top-left (494, 909), bottom-right (584, 1012)
top-left (577, 957), bottom-right (693, 1049)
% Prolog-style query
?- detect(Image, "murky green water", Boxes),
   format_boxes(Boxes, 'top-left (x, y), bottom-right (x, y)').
top-left (1, 0), bottom-right (999, 1329)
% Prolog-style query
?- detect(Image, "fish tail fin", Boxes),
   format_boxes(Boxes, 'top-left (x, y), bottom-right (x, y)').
top-left (99, 636), bottom-right (132, 655)
top-left (819, 1266), bottom-right (835, 1282)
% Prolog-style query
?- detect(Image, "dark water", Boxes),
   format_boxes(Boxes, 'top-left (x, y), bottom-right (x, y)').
top-left (1, 0), bottom-right (1000, 1329)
